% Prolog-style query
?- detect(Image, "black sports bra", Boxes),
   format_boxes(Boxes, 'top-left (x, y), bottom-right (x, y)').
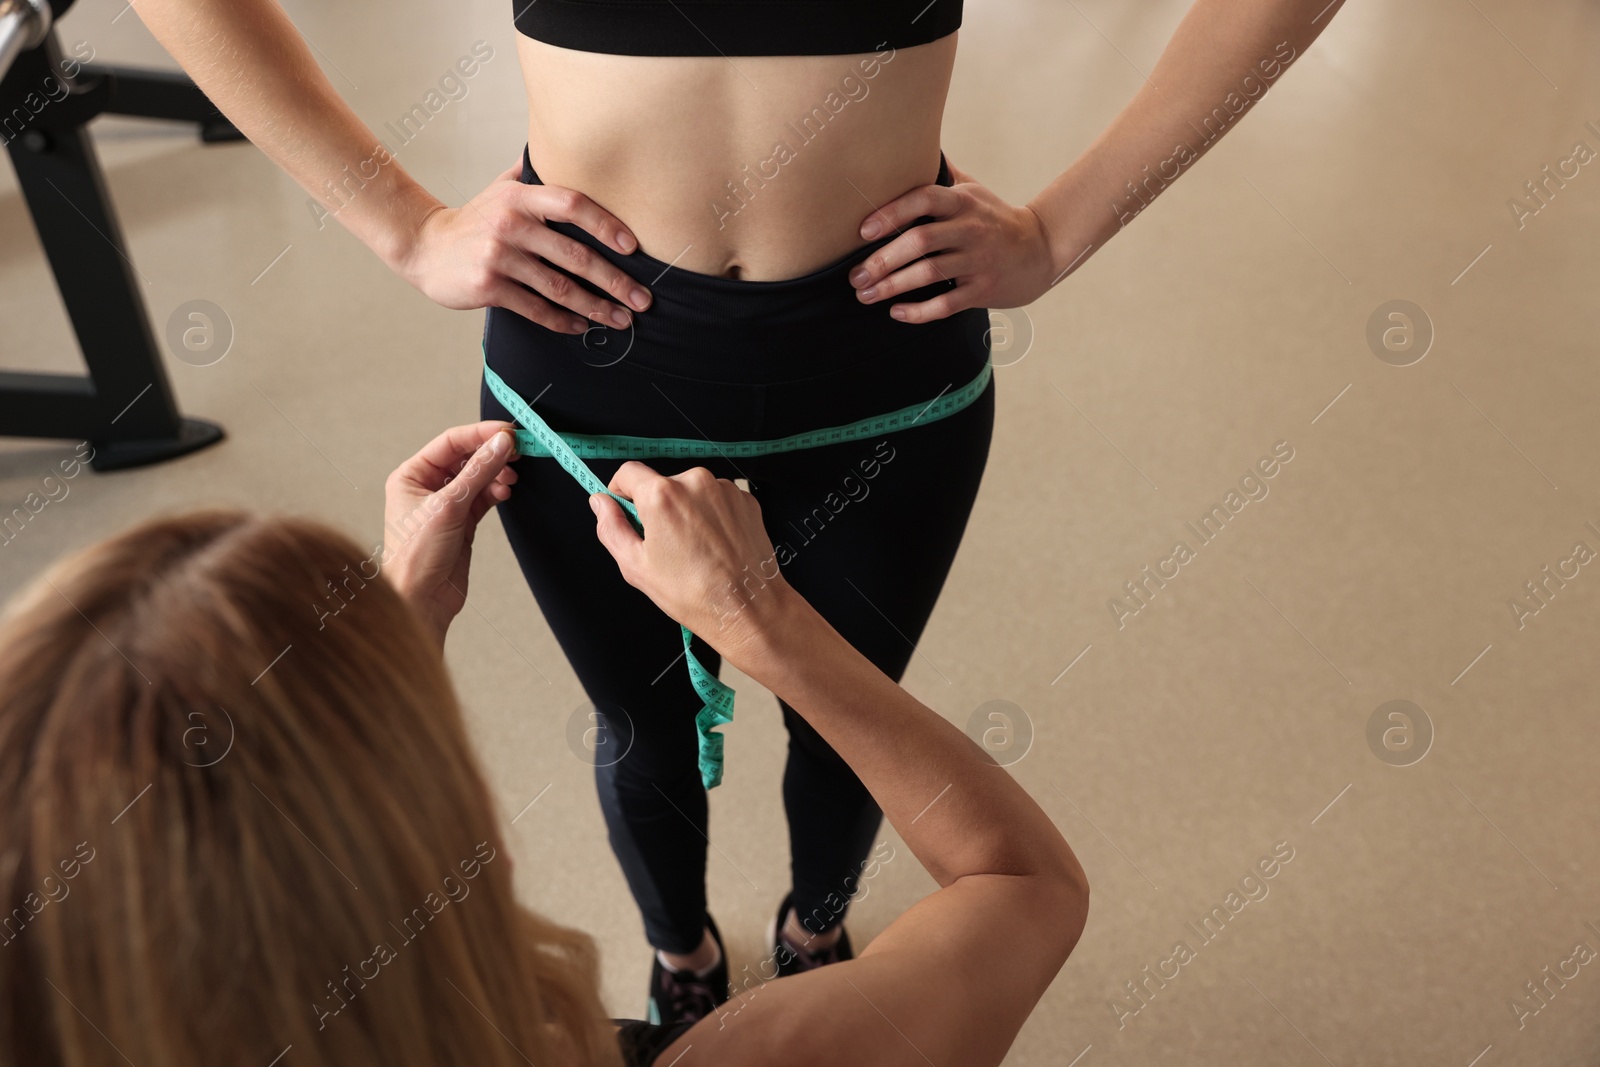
top-left (513, 0), bottom-right (963, 57)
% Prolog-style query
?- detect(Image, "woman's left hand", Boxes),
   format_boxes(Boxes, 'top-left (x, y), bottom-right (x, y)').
top-left (848, 157), bottom-right (1060, 324)
top-left (383, 421), bottom-right (520, 646)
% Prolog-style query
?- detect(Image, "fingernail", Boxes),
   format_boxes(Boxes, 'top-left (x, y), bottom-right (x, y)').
top-left (890, 306), bottom-right (908, 321)
top-left (570, 317), bottom-right (588, 332)
top-left (491, 430), bottom-right (511, 455)
top-left (861, 219), bottom-right (883, 239)
top-left (618, 232), bottom-right (637, 253)
top-left (630, 288), bottom-right (650, 311)
top-left (849, 268), bottom-right (869, 286)
top-left (589, 494), bottom-right (601, 515)
top-left (610, 307), bottom-right (631, 328)
top-left (860, 287), bottom-right (877, 303)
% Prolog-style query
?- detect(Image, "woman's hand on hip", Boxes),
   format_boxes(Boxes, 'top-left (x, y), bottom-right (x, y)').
top-left (590, 462), bottom-right (795, 657)
top-left (849, 157), bottom-right (1059, 324)
top-left (395, 159), bottom-right (654, 334)
top-left (383, 422), bottom-right (520, 647)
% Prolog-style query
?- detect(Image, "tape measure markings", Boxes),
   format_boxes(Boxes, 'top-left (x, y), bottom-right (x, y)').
top-left (498, 360), bottom-right (993, 461)
top-left (481, 348), bottom-right (993, 790)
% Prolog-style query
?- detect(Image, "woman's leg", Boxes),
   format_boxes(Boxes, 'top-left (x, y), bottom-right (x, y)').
top-left (484, 416), bottom-right (716, 954)
top-left (481, 306), bottom-right (758, 958)
top-left (750, 368), bottom-right (996, 938)
top-left (485, 142), bottom-right (987, 957)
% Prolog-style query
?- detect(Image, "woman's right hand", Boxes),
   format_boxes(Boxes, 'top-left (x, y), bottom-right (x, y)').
top-left (396, 160), bottom-right (654, 335)
top-left (589, 462), bottom-right (793, 653)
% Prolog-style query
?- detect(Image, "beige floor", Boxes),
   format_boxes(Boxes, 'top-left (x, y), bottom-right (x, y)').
top-left (5, 1), bottom-right (1600, 1063)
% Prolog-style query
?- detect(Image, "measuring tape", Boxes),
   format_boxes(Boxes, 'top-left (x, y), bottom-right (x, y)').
top-left (497, 358), bottom-right (993, 461)
top-left (481, 346), bottom-right (992, 789)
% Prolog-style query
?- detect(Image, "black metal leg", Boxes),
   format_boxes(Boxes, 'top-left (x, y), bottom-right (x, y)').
top-left (0, 31), bottom-right (232, 469)
top-left (80, 63), bottom-right (243, 142)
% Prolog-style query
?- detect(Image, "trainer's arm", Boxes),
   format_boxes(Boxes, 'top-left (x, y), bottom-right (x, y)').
top-left (724, 594), bottom-right (1089, 1066)
top-left (381, 422), bottom-right (519, 647)
top-left (590, 466), bottom-right (1088, 1067)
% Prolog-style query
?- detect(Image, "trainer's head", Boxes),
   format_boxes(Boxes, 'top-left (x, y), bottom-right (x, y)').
top-left (0, 511), bottom-right (619, 1066)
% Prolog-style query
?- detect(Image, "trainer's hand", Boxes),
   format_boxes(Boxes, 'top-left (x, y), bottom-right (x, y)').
top-left (849, 156), bottom-right (1058, 324)
top-left (589, 462), bottom-right (790, 650)
top-left (395, 158), bottom-right (653, 335)
top-left (383, 422), bottom-right (520, 647)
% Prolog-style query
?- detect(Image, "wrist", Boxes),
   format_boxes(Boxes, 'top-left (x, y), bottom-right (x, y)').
top-left (1027, 165), bottom-right (1117, 285)
top-left (373, 180), bottom-right (448, 280)
top-left (420, 612), bottom-right (450, 651)
top-left (712, 578), bottom-right (812, 676)
top-left (387, 565), bottom-right (451, 650)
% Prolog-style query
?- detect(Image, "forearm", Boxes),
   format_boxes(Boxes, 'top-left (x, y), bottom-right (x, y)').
top-left (1029, 0), bottom-right (1344, 280)
top-left (730, 587), bottom-right (1082, 890)
top-left (132, 0), bottom-right (442, 268)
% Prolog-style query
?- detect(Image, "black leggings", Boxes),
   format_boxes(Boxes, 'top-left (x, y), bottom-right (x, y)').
top-left (481, 146), bottom-right (995, 955)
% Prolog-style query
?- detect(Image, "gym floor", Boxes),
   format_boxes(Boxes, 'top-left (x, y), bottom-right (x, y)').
top-left (4, 1), bottom-right (1599, 1063)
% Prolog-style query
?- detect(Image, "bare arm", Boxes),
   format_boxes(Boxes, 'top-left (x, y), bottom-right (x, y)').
top-left (1028, 0), bottom-right (1347, 283)
top-left (131, 0), bottom-right (436, 269)
top-left (701, 593), bottom-right (1089, 1067)
top-left (848, 0), bottom-right (1347, 322)
top-left (590, 466), bottom-right (1088, 1067)
top-left (130, 0), bottom-right (651, 332)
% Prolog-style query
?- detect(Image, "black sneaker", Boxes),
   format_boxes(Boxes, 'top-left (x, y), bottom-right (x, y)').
top-left (768, 894), bottom-right (853, 978)
top-left (647, 914), bottom-right (729, 1026)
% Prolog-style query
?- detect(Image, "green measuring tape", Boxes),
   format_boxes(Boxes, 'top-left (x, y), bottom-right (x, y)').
top-left (497, 359), bottom-right (993, 461)
top-left (481, 345), bottom-right (992, 789)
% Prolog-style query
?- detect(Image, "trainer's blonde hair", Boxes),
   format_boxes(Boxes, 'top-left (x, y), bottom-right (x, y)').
top-left (0, 510), bottom-right (620, 1066)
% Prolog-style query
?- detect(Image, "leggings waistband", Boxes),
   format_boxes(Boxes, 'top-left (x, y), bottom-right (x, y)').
top-left (485, 348), bottom-right (992, 460)
top-left (518, 145), bottom-right (968, 385)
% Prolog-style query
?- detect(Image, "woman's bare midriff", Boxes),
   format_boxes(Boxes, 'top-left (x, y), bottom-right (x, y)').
top-left (516, 34), bottom-right (957, 281)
